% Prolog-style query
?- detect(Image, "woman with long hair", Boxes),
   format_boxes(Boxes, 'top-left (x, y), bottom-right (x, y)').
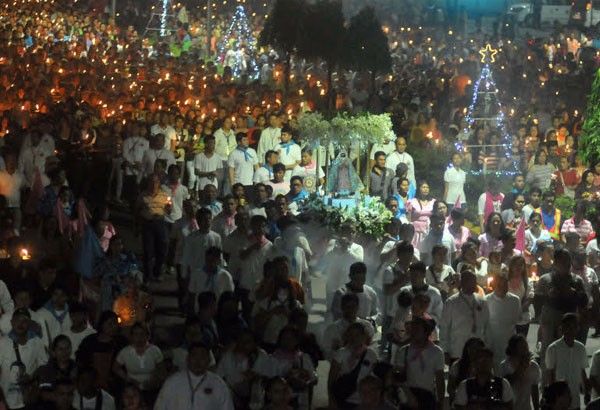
top-left (575, 169), bottom-right (598, 200)
top-left (407, 181), bottom-right (435, 250)
top-left (447, 337), bottom-right (485, 405)
top-left (507, 256), bottom-right (534, 336)
top-left (478, 212), bottom-right (507, 257)
top-left (526, 150), bottom-right (556, 190)
top-left (500, 334), bottom-right (541, 410)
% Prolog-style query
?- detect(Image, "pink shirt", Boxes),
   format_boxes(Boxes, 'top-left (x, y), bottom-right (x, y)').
top-left (448, 225), bottom-right (470, 256)
top-left (560, 217), bottom-right (594, 242)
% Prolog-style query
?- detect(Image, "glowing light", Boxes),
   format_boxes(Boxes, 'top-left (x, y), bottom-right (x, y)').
top-left (479, 44), bottom-right (498, 63)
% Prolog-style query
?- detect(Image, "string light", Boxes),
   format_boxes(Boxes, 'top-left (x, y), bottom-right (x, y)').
top-left (217, 5), bottom-right (259, 78)
top-left (455, 58), bottom-right (518, 176)
top-left (160, 0), bottom-right (169, 36)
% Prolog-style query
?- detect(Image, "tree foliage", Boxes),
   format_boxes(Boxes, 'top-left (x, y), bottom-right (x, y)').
top-left (259, 0), bottom-right (307, 55)
top-left (580, 69), bottom-right (600, 166)
top-left (344, 6), bottom-right (392, 77)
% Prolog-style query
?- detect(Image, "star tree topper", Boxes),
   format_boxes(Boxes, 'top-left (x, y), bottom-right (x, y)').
top-left (479, 44), bottom-right (498, 64)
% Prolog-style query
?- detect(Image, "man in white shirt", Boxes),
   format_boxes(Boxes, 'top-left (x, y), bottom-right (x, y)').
top-left (190, 247), bottom-right (234, 310)
top-left (36, 285), bottom-right (72, 349)
top-left (213, 117), bottom-right (237, 161)
top-left (440, 270), bottom-right (490, 362)
top-left (150, 111), bottom-right (177, 151)
top-left (194, 135), bottom-right (222, 192)
top-left (257, 114), bottom-right (281, 163)
top-left (61, 302), bottom-right (95, 359)
top-left (0, 308), bottom-right (48, 409)
top-left (331, 262), bottom-right (381, 326)
top-left (181, 208), bottom-right (222, 313)
top-left (385, 136), bottom-right (415, 184)
top-left (18, 130), bottom-right (51, 187)
top-left (141, 134), bottom-right (176, 178)
top-left (322, 293), bottom-right (375, 360)
top-left (72, 366), bottom-right (116, 410)
top-left (155, 343), bottom-right (234, 410)
top-left (162, 164), bottom-right (190, 225)
top-left (419, 214), bottom-right (457, 266)
top-left (121, 123), bottom-right (149, 189)
top-left (277, 125), bottom-right (301, 181)
top-left (253, 150), bottom-right (279, 183)
top-left (398, 261), bottom-right (443, 323)
top-left (394, 317), bottom-right (445, 408)
top-left (0, 153), bottom-right (25, 232)
top-left (368, 134), bottom-right (396, 168)
top-left (227, 133), bottom-right (258, 187)
top-left (545, 313), bottom-right (589, 410)
top-left (485, 274), bottom-right (521, 371)
top-left (443, 152), bottom-right (467, 208)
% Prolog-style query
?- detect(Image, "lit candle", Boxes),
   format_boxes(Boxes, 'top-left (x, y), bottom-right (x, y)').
top-left (20, 248), bottom-right (31, 261)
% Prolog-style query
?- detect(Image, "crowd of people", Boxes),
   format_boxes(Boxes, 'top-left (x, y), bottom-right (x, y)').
top-left (1, 0), bottom-right (600, 409)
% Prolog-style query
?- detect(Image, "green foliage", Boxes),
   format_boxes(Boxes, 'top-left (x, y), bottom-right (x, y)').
top-left (344, 6), bottom-right (392, 76)
top-left (555, 195), bottom-right (576, 219)
top-left (580, 69), bottom-right (600, 166)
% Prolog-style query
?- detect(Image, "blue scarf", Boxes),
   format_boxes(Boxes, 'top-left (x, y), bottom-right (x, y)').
top-left (280, 141), bottom-right (294, 155)
top-left (288, 189), bottom-right (308, 203)
top-left (237, 146), bottom-right (252, 161)
top-left (263, 165), bottom-right (273, 179)
top-left (44, 301), bottom-right (69, 324)
top-left (8, 328), bottom-right (41, 342)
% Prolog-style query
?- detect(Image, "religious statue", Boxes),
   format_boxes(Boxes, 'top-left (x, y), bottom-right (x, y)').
top-left (326, 149), bottom-right (363, 197)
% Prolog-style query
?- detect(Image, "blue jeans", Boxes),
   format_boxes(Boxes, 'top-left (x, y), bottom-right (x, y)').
top-left (141, 219), bottom-right (168, 279)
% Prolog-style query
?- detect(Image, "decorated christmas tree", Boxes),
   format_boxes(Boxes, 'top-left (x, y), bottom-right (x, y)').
top-left (580, 69), bottom-right (600, 165)
top-left (457, 45), bottom-right (518, 175)
top-left (217, 5), bottom-right (259, 78)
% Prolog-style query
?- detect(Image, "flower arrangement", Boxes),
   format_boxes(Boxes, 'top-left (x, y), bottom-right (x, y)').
top-left (298, 112), bottom-right (393, 147)
top-left (302, 194), bottom-right (393, 238)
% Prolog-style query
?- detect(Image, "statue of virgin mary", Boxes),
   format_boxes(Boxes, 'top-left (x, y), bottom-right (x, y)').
top-left (326, 148), bottom-right (364, 197)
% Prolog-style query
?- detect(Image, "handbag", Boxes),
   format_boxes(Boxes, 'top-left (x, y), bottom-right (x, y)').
top-left (330, 350), bottom-right (368, 404)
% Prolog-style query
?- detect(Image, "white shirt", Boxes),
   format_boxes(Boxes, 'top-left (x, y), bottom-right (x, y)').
top-left (213, 128), bottom-right (237, 160)
top-left (155, 370), bottom-right (233, 410)
top-left (369, 141), bottom-right (396, 159)
top-left (319, 246), bottom-right (363, 296)
top-left (257, 127), bottom-right (281, 162)
top-left (439, 292), bottom-right (490, 359)
top-left (572, 266), bottom-right (599, 305)
top-left (216, 348), bottom-right (270, 388)
top-left (419, 229), bottom-right (456, 265)
top-left (477, 192), bottom-right (504, 216)
top-left (227, 147), bottom-right (258, 186)
top-left (189, 267), bottom-right (234, 300)
top-left (277, 142), bottom-right (301, 181)
top-left (545, 337), bottom-right (588, 409)
top-left (222, 230), bottom-right (251, 283)
top-left (393, 343), bottom-right (444, 393)
top-left (453, 377), bottom-right (513, 407)
top-left (268, 238), bottom-right (309, 285)
top-left (444, 166), bottom-right (466, 205)
top-left (252, 297), bottom-right (301, 345)
top-left (485, 292), bottom-right (521, 369)
top-left (151, 124), bottom-right (177, 151)
top-left (36, 307), bottom-right (72, 348)
top-left (61, 325), bottom-right (96, 359)
top-left (398, 284), bottom-right (443, 323)
top-left (18, 144), bottom-right (49, 187)
top-left (266, 350), bottom-right (316, 408)
top-left (115, 344), bottom-right (164, 389)
top-left (122, 136), bottom-right (149, 179)
top-left (499, 359), bottom-right (541, 410)
top-left (425, 265), bottom-right (456, 296)
top-left (161, 183), bottom-right (190, 223)
top-left (321, 318), bottom-right (375, 360)
top-left (181, 231), bottom-right (222, 281)
top-left (0, 336), bottom-right (48, 409)
top-left (141, 148), bottom-right (176, 177)
top-left (194, 152), bottom-right (222, 190)
top-left (587, 238), bottom-right (600, 268)
top-left (0, 170), bottom-right (24, 208)
top-left (253, 165), bottom-right (273, 183)
top-left (386, 151), bottom-right (415, 183)
top-left (238, 240), bottom-right (273, 291)
top-left (331, 284), bottom-right (381, 324)
top-left (72, 389), bottom-right (115, 410)
top-left (331, 347), bottom-right (378, 404)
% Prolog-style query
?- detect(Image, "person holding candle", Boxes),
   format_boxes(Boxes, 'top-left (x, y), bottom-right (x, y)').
top-left (134, 173), bottom-right (172, 282)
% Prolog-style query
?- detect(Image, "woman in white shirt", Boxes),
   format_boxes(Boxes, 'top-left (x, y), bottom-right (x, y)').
top-left (524, 212), bottom-right (552, 259)
top-left (456, 241), bottom-right (489, 289)
top-left (425, 244), bottom-right (458, 301)
top-left (499, 334), bottom-right (541, 410)
top-left (507, 255), bottom-right (534, 337)
top-left (443, 152), bottom-right (467, 208)
top-left (216, 330), bottom-right (270, 406)
top-left (328, 322), bottom-right (378, 409)
top-left (267, 326), bottom-right (317, 410)
top-left (113, 323), bottom-right (165, 394)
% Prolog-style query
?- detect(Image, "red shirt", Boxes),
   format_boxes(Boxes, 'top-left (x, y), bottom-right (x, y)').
top-left (553, 169), bottom-right (579, 195)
